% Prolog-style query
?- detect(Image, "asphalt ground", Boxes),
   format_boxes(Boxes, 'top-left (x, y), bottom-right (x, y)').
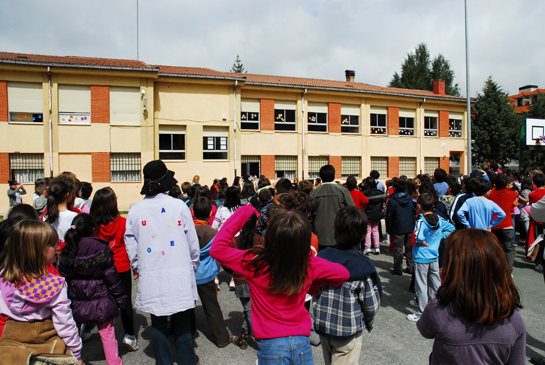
top-left (80, 243), bottom-right (545, 365)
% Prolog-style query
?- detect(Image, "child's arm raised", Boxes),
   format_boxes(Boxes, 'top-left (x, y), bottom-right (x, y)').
top-left (307, 256), bottom-right (349, 296)
top-left (210, 205), bottom-right (257, 274)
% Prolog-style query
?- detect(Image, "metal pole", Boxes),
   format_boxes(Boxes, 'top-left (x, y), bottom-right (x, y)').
top-left (136, 0), bottom-right (140, 60)
top-left (465, 0), bottom-right (471, 172)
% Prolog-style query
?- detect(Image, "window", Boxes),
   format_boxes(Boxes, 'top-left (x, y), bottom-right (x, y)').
top-left (342, 157), bottom-right (361, 178)
top-left (8, 82), bottom-right (43, 124)
top-left (424, 157), bottom-right (439, 175)
top-left (275, 101), bottom-right (296, 131)
top-left (399, 157), bottom-right (416, 177)
top-left (9, 153), bottom-right (44, 183)
top-left (399, 110), bottom-right (416, 136)
top-left (307, 103), bottom-right (328, 133)
top-left (341, 105), bottom-right (360, 134)
top-left (241, 155), bottom-right (260, 177)
top-left (110, 153), bottom-right (141, 182)
top-left (370, 108), bottom-right (387, 135)
top-left (370, 157), bottom-right (388, 178)
top-left (424, 116), bottom-right (438, 137)
top-left (241, 99), bottom-right (260, 130)
top-left (308, 156), bottom-right (328, 179)
top-left (110, 87), bottom-right (140, 126)
top-left (275, 156), bottom-right (297, 179)
top-left (449, 113), bottom-right (463, 138)
top-left (517, 98), bottom-right (523, 107)
top-left (203, 137), bottom-right (228, 160)
top-left (58, 85), bottom-right (91, 125)
top-left (159, 127), bottom-right (186, 160)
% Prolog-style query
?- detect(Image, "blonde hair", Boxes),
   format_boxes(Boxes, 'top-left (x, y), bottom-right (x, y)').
top-left (192, 175), bottom-right (200, 184)
top-left (1, 221), bottom-right (58, 284)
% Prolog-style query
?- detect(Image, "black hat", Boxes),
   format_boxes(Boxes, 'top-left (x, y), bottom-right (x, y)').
top-left (140, 160), bottom-right (178, 196)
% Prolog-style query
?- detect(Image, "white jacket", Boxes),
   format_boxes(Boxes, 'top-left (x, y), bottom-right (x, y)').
top-left (531, 195), bottom-right (545, 223)
top-left (125, 193), bottom-right (200, 316)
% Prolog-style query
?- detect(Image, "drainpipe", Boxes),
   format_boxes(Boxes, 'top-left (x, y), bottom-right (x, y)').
top-left (420, 98), bottom-right (426, 173)
top-left (234, 80), bottom-right (237, 178)
top-left (47, 67), bottom-right (53, 178)
top-left (302, 88), bottom-right (307, 179)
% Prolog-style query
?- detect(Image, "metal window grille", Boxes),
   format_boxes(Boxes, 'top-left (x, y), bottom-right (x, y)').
top-left (9, 153), bottom-right (44, 183)
top-left (275, 155), bottom-right (297, 179)
top-left (308, 156), bottom-right (328, 179)
top-left (399, 157), bottom-right (417, 178)
top-left (370, 157), bottom-right (388, 178)
top-left (424, 157), bottom-right (440, 175)
top-left (110, 153), bottom-right (141, 182)
top-left (342, 157), bottom-right (361, 178)
top-left (241, 155), bottom-right (260, 177)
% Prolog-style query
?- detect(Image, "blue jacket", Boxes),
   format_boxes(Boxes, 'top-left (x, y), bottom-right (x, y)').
top-left (413, 213), bottom-right (455, 263)
top-left (195, 237), bottom-right (219, 285)
top-left (456, 197), bottom-right (506, 230)
top-left (386, 192), bottom-right (416, 234)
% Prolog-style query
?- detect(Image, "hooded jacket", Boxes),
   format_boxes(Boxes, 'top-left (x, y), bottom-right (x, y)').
top-left (58, 237), bottom-right (127, 324)
top-left (413, 213), bottom-right (455, 263)
top-left (363, 189), bottom-right (387, 220)
top-left (386, 192), bottom-right (417, 234)
top-left (96, 215), bottom-right (131, 273)
top-left (0, 273), bottom-right (82, 359)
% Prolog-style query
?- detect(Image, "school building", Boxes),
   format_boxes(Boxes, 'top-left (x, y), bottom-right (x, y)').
top-left (0, 51), bottom-right (469, 212)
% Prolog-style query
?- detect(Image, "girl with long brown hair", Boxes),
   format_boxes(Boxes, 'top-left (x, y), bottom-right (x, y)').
top-left (417, 228), bottom-right (525, 364)
top-left (210, 205), bottom-right (349, 364)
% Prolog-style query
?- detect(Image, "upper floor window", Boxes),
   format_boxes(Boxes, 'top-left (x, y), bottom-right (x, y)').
top-left (241, 99), bottom-right (260, 130)
top-left (370, 107), bottom-right (387, 135)
top-left (159, 126), bottom-right (186, 160)
top-left (275, 101), bottom-right (296, 131)
top-left (399, 109), bottom-right (415, 136)
top-left (7, 82), bottom-right (43, 124)
top-left (307, 103), bottom-right (328, 133)
top-left (449, 113), bottom-right (463, 138)
top-left (58, 85), bottom-right (91, 125)
top-left (424, 116), bottom-right (438, 137)
top-left (203, 127), bottom-right (229, 160)
top-left (341, 105), bottom-right (360, 134)
top-left (110, 87), bottom-right (140, 126)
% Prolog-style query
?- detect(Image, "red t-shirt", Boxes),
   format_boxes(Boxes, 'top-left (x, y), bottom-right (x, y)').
top-left (529, 188), bottom-right (545, 204)
top-left (486, 189), bottom-right (518, 229)
top-left (96, 215), bottom-right (131, 273)
top-left (349, 189), bottom-right (369, 211)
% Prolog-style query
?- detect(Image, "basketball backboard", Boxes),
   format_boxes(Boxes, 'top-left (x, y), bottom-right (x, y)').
top-left (526, 118), bottom-right (545, 146)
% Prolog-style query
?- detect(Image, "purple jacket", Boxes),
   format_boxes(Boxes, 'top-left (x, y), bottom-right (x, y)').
top-left (58, 237), bottom-right (127, 323)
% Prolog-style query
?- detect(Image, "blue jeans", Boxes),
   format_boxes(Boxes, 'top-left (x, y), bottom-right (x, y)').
top-left (151, 310), bottom-right (195, 365)
top-left (257, 336), bottom-right (313, 365)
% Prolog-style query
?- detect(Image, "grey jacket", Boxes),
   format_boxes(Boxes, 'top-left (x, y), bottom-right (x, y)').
top-left (7, 186), bottom-right (26, 208)
top-left (310, 183), bottom-right (355, 247)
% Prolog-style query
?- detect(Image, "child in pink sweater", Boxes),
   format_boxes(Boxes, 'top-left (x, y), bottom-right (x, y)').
top-left (210, 205), bottom-right (349, 364)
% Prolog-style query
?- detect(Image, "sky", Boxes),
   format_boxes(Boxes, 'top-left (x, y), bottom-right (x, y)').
top-left (1, 0), bottom-right (543, 97)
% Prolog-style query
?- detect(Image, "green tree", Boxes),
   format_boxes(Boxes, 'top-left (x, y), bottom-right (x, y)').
top-left (389, 43), bottom-right (461, 96)
top-left (471, 76), bottom-right (519, 167)
top-left (231, 54), bottom-right (246, 73)
top-left (521, 92), bottom-right (545, 169)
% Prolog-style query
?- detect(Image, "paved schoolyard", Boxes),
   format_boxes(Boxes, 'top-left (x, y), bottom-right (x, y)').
top-left (81, 244), bottom-right (545, 365)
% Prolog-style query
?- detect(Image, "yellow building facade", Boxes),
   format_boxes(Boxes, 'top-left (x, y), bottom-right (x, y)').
top-left (0, 52), bottom-right (468, 212)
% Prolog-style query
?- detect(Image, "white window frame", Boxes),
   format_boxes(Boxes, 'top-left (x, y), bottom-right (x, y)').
top-left (424, 113), bottom-right (438, 137)
top-left (241, 99), bottom-right (260, 130)
top-left (307, 112), bottom-right (328, 133)
top-left (274, 101), bottom-right (297, 132)
top-left (159, 129), bottom-right (186, 161)
top-left (449, 113), bottom-right (463, 138)
top-left (8, 82), bottom-right (44, 125)
top-left (399, 109), bottom-right (415, 136)
top-left (341, 115), bottom-right (359, 134)
top-left (203, 136), bottom-right (229, 161)
top-left (370, 107), bottom-right (387, 135)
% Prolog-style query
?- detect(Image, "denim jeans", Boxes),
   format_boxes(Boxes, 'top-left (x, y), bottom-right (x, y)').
top-left (257, 336), bottom-right (313, 365)
top-left (151, 310), bottom-right (195, 365)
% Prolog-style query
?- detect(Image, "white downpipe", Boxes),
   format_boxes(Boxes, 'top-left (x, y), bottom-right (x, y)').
top-left (234, 80), bottom-right (237, 177)
top-left (48, 67), bottom-right (53, 178)
top-left (302, 88), bottom-right (307, 179)
top-left (420, 98), bottom-right (426, 173)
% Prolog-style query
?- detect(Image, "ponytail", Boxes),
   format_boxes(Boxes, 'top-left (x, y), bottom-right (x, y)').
top-left (239, 213), bottom-right (257, 250)
top-left (46, 179), bottom-right (72, 224)
top-left (63, 214), bottom-right (96, 257)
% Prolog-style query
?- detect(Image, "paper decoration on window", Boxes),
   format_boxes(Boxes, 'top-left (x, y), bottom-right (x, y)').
top-left (58, 112), bottom-right (91, 125)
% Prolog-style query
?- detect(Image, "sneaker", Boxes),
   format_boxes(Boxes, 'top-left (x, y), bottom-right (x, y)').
top-left (374, 247), bottom-right (380, 255)
top-left (215, 276), bottom-right (220, 291)
top-left (407, 313), bottom-right (420, 322)
top-left (229, 279), bottom-right (235, 291)
top-left (409, 298), bottom-right (419, 308)
top-left (363, 248), bottom-right (372, 255)
top-left (535, 264), bottom-right (543, 272)
top-left (123, 334), bottom-right (139, 351)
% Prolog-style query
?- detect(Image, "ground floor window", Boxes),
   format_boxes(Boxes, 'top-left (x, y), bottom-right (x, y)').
top-left (370, 157), bottom-right (388, 178)
top-left (308, 156), bottom-right (328, 179)
top-left (342, 156), bottom-right (361, 178)
top-left (9, 153), bottom-right (44, 183)
top-left (424, 157), bottom-right (440, 176)
top-left (111, 153), bottom-right (141, 182)
top-left (399, 157), bottom-right (417, 178)
top-left (275, 156), bottom-right (297, 179)
top-left (241, 155), bottom-right (260, 177)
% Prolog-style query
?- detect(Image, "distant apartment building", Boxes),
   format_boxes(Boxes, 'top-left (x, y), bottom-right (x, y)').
top-left (510, 85), bottom-right (545, 113)
top-left (0, 52), bottom-right (469, 211)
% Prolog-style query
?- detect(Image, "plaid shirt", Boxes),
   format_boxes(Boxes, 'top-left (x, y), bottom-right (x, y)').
top-left (313, 276), bottom-right (380, 338)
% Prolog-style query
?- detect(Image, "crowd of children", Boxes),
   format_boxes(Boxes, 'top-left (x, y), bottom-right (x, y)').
top-left (2, 161), bottom-right (545, 364)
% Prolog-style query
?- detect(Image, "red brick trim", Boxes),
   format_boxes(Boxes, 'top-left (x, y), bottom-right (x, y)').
top-left (440, 156), bottom-right (450, 172)
top-left (328, 103), bottom-right (341, 133)
top-left (0, 153), bottom-right (9, 182)
top-left (92, 152), bottom-right (110, 182)
top-left (329, 156), bottom-right (342, 179)
top-left (91, 85), bottom-right (110, 124)
top-left (388, 157), bottom-right (399, 178)
top-left (260, 99), bottom-right (274, 131)
top-left (387, 107), bottom-right (399, 136)
top-left (433, 80), bottom-right (446, 96)
top-left (0, 81), bottom-right (7, 123)
top-left (439, 110), bottom-right (450, 138)
top-left (261, 155), bottom-right (275, 180)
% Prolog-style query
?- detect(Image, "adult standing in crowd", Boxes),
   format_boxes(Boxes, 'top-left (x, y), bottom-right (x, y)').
top-left (125, 160), bottom-right (200, 365)
top-left (310, 165), bottom-right (355, 251)
top-left (7, 180), bottom-right (26, 211)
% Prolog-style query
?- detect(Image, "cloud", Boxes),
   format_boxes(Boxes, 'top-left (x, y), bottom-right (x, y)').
top-left (1, 0), bottom-right (543, 96)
